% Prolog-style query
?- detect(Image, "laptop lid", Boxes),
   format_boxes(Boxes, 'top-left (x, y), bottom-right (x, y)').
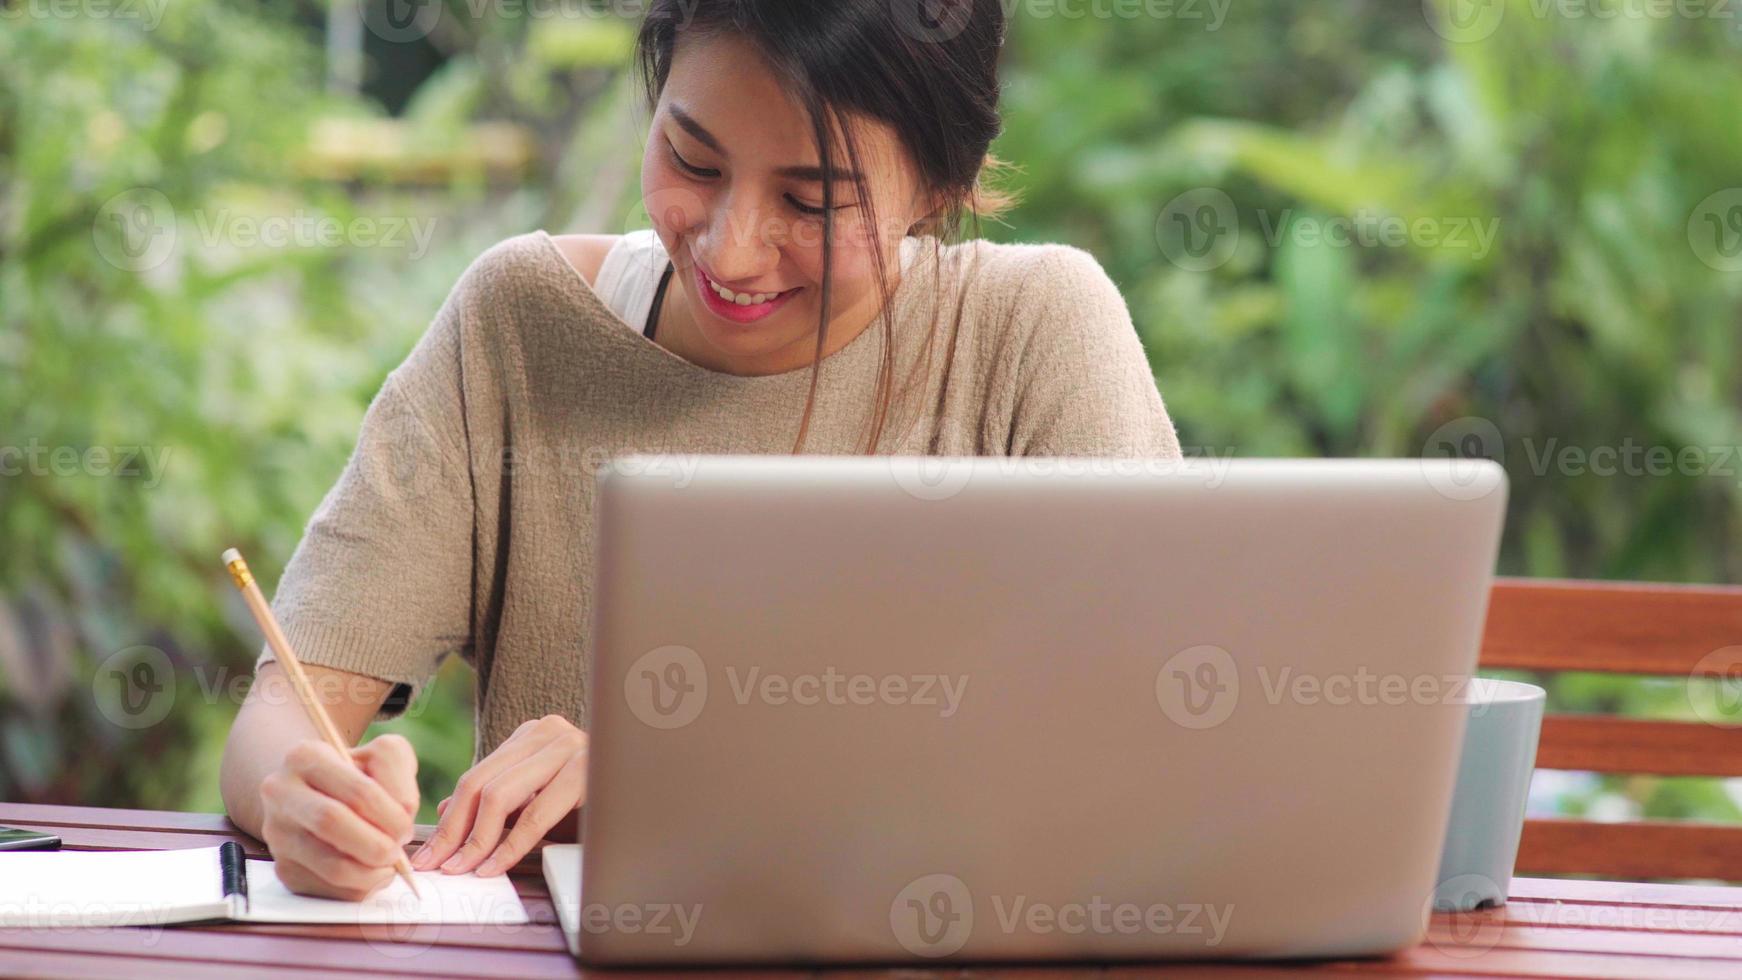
top-left (580, 456), bottom-right (1507, 964)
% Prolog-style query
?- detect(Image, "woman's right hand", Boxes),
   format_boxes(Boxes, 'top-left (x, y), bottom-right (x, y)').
top-left (257, 734), bottom-right (420, 901)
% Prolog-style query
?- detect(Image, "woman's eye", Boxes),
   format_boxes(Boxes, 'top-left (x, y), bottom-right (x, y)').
top-left (786, 194), bottom-right (859, 216)
top-left (668, 142), bottom-right (719, 178)
top-left (786, 195), bottom-right (829, 216)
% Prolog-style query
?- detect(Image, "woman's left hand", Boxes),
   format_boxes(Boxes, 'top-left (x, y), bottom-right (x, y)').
top-left (410, 714), bottom-right (589, 877)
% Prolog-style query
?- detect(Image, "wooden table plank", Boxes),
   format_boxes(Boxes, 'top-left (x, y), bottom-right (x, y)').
top-left (1509, 877), bottom-right (1742, 910)
top-left (0, 926), bottom-right (585, 979)
top-left (8, 804), bottom-right (1742, 978)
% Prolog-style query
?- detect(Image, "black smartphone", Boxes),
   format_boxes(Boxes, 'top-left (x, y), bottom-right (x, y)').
top-left (0, 825), bottom-right (62, 851)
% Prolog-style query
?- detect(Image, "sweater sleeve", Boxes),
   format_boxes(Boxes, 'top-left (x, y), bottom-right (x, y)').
top-left (1006, 246), bottom-right (1183, 458)
top-left (254, 288), bottom-right (476, 718)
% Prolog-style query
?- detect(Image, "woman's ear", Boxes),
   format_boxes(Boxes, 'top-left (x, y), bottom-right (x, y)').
top-left (906, 188), bottom-right (952, 237)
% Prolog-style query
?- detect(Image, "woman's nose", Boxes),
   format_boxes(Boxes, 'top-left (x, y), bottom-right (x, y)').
top-left (702, 195), bottom-right (784, 285)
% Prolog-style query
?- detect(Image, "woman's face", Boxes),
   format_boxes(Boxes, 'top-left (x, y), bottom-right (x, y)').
top-left (641, 32), bottom-right (935, 375)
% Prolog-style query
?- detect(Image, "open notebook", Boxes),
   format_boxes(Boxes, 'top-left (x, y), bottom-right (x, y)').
top-left (0, 843), bottom-right (528, 928)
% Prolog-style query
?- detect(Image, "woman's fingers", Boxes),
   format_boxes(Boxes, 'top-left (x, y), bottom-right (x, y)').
top-left (276, 741), bottom-right (408, 863)
top-left (438, 744), bottom-right (573, 874)
top-left (475, 752), bottom-right (588, 877)
top-left (291, 779), bottom-right (406, 868)
top-left (353, 734), bottom-right (420, 824)
top-left (276, 826), bottom-right (397, 901)
top-left (411, 720), bottom-right (559, 869)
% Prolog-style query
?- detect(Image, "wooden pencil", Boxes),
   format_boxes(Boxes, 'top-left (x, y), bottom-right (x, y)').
top-left (221, 547), bottom-right (422, 899)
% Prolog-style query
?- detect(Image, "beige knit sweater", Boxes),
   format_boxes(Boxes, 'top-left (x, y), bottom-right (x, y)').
top-left (262, 231), bottom-right (1182, 759)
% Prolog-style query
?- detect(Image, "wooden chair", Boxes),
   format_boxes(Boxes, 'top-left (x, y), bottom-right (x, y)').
top-left (1480, 577), bottom-right (1742, 880)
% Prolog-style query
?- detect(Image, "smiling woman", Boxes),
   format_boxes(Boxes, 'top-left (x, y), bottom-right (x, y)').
top-left (219, 0), bottom-right (1181, 901)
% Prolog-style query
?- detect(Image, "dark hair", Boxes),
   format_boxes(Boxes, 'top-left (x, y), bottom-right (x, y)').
top-left (635, 0), bottom-right (1015, 451)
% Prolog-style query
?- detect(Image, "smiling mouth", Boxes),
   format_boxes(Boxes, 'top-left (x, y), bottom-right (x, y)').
top-left (692, 263), bottom-right (801, 324)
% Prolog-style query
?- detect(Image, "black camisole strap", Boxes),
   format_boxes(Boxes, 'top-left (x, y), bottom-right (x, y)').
top-left (645, 261), bottom-right (675, 340)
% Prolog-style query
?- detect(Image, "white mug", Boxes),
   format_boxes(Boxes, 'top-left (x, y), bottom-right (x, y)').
top-left (1433, 678), bottom-right (1546, 912)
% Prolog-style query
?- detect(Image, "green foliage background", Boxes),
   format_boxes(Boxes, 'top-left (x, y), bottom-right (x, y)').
top-left (2, 1), bottom-right (1739, 829)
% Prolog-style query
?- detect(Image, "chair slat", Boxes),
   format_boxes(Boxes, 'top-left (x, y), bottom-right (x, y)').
top-left (1535, 715), bottom-right (1742, 777)
top-left (1516, 818), bottom-right (1742, 881)
top-left (1482, 577), bottom-right (1742, 675)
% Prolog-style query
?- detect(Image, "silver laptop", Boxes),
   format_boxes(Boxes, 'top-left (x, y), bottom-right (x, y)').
top-left (577, 456), bottom-right (1508, 964)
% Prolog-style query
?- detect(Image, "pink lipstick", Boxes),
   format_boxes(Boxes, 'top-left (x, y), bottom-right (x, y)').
top-left (692, 262), bottom-right (800, 325)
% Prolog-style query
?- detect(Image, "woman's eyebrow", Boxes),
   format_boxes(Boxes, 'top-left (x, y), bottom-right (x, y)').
top-left (668, 104), bottom-right (724, 154)
top-left (668, 103), bottom-right (863, 183)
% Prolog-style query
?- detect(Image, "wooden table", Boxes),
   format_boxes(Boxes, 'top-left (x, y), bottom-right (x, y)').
top-left (2, 804), bottom-right (1739, 978)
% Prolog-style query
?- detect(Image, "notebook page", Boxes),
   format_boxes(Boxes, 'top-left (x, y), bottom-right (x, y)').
top-left (239, 860), bottom-right (529, 925)
top-left (0, 847), bottom-right (229, 928)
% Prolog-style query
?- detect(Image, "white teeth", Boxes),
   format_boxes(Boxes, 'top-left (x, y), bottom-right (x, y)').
top-left (704, 272), bottom-right (777, 306)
